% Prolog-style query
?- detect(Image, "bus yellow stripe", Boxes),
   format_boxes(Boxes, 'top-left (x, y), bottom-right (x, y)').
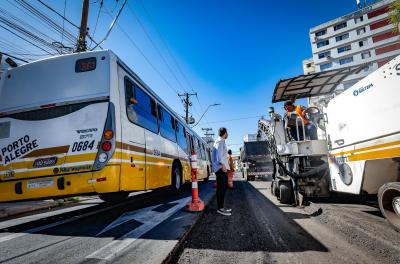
top-left (331, 140), bottom-right (400, 156)
top-left (347, 147), bottom-right (400, 162)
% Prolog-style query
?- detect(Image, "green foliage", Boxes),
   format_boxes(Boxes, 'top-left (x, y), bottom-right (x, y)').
top-left (389, 0), bottom-right (400, 33)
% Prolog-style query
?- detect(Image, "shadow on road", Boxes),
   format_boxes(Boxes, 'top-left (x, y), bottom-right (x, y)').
top-left (0, 182), bottom-right (212, 240)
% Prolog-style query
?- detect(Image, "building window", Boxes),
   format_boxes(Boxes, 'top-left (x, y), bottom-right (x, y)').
top-left (306, 63), bottom-right (312, 68)
top-left (320, 62), bottom-right (332, 71)
top-left (359, 39), bottom-right (368, 47)
top-left (334, 22), bottom-right (347, 31)
top-left (357, 27), bottom-right (366, 35)
top-left (125, 77), bottom-right (159, 134)
top-left (318, 51), bottom-right (331, 59)
top-left (317, 40), bottom-right (329, 48)
top-left (361, 51), bottom-right (371, 59)
top-left (315, 29), bottom-right (327, 37)
top-left (336, 33), bottom-right (349, 42)
top-left (337, 45), bottom-right (352, 53)
top-left (354, 16), bottom-right (364, 24)
top-left (339, 56), bottom-right (353, 65)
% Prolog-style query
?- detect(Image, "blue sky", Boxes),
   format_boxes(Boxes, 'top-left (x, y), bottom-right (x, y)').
top-left (1, 0), bottom-right (366, 153)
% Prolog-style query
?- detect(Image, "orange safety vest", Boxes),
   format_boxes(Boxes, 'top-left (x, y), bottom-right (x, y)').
top-left (288, 105), bottom-right (309, 125)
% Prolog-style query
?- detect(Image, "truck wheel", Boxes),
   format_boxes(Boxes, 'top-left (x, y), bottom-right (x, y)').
top-left (279, 181), bottom-right (294, 204)
top-left (99, 192), bottom-right (129, 203)
top-left (378, 182), bottom-right (400, 231)
top-left (170, 162), bottom-right (183, 193)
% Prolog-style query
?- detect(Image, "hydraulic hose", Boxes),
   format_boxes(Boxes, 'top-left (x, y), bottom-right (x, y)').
top-left (274, 158), bottom-right (328, 179)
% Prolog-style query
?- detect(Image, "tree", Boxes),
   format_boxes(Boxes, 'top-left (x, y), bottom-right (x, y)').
top-left (389, 0), bottom-right (400, 33)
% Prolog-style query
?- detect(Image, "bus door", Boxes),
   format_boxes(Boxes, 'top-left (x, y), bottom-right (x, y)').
top-left (120, 72), bottom-right (146, 191)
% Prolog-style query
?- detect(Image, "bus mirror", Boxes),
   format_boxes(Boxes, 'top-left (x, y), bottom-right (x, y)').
top-left (130, 98), bottom-right (138, 105)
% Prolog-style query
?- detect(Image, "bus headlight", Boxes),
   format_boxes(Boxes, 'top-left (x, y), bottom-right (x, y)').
top-left (98, 153), bottom-right (108, 163)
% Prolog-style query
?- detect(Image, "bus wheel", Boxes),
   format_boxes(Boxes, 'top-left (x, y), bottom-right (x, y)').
top-left (171, 162), bottom-right (182, 193)
top-left (378, 182), bottom-right (400, 231)
top-left (279, 181), bottom-right (294, 204)
top-left (99, 192), bottom-right (128, 203)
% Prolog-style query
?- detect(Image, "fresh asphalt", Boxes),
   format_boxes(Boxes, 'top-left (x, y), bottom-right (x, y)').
top-left (0, 181), bottom-right (214, 264)
top-left (173, 179), bottom-right (400, 264)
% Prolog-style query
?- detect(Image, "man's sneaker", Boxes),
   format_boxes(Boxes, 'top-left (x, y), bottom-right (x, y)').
top-left (223, 208), bottom-right (232, 212)
top-left (217, 209), bottom-right (231, 216)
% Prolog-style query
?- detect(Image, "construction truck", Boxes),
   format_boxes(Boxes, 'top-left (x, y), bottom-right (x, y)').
top-left (259, 55), bottom-right (400, 231)
top-left (240, 141), bottom-right (273, 181)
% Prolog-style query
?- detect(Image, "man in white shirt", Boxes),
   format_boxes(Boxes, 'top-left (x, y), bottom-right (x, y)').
top-left (212, 127), bottom-right (232, 216)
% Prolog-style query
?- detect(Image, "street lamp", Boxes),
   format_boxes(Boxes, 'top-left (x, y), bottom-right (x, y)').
top-left (191, 103), bottom-right (221, 128)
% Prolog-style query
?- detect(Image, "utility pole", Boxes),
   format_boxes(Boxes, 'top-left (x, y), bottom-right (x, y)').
top-left (76, 0), bottom-right (89, 52)
top-left (179, 92), bottom-right (197, 124)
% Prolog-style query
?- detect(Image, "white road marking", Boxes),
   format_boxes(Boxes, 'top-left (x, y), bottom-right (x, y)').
top-left (0, 202), bottom-right (100, 230)
top-left (86, 196), bottom-right (191, 260)
top-left (0, 199), bottom-right (125, 244)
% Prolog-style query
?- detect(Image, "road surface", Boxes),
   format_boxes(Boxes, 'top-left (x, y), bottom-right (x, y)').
top-left (0, 182), bottom-right (214, 264)
top-left (173, 178), bottom-right (400, 264)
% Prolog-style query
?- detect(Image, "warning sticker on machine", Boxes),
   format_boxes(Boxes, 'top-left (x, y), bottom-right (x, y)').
top-left (27, 179), bottom-right (54, 189)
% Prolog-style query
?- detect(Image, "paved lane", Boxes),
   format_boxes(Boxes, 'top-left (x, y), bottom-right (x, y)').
top-left (173, 180), bottom-right (400, 264)
top-left (0, 182), bottom-right (214, 264)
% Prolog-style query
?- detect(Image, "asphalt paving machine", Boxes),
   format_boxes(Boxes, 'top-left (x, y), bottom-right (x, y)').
top-left (259, 55), bottom-right (400, 231)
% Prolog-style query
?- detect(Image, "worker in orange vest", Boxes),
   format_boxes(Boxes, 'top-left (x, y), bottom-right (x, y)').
top-left (227, 149), bottom-right (235, 189)
top-left (284, 101), bottom-right (317, 140)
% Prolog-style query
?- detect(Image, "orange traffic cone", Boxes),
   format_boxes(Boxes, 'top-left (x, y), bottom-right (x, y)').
top-left (186, 152), bottom-right (205, 212)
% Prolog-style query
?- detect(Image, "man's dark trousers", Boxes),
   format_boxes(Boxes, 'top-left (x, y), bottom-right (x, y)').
top-left (216, 168), bottom-right (228, 209)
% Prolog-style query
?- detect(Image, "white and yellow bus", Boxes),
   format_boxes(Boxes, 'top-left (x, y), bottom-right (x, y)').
top-left (0, 50), bottom-right (212, 203)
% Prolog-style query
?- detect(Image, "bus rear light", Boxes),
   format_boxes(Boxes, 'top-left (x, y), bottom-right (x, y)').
top-left (104, 130), bottom-right (113, 140)
top-left (94, 102), bottom-right (115, 171)
top-left (98, 153), bottom-right (108, 163)
top-left (102, 141), bottom-right (112, 152)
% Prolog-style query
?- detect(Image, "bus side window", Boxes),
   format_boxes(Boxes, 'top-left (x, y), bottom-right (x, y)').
top-left (125, 77), bottom-right (158, 134)
top-left (159, 106), bottom-right (176, 142)
top-left (177, 122), bottom-right (188, 154)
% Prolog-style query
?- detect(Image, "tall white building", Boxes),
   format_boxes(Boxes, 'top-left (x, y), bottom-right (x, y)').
top-left (302, 58), bottom-right (316, 75)
top-left (308, 0), bottom-right (399, 90)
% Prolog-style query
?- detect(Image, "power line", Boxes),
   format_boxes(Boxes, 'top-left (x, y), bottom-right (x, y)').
top-left (34, 0), bottom-right (101, 48)
top-left (0, 51), bottom-right (29, 63)
top-left (6, 0), bottom-right (75, 47)
top-left (127, 4), bottom-right (186, 93)
top-left (102, 7), bottom-right (180, 95)
top-left (91, 0), bottom-right (127, 50)
top-left (137, 0), bottom-right (210, 125)
top-left (89, 0), bottom-right (103, 48)
top-left (61, 0), bottom-right (67, 45)
top-left (0, 24), bottom-right (54, 55)
top-left (199, 116), bottom-right (261, 125)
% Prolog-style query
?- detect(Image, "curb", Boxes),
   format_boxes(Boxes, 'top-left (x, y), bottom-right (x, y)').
top-left (163, 189), bottom-right (216, 264)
